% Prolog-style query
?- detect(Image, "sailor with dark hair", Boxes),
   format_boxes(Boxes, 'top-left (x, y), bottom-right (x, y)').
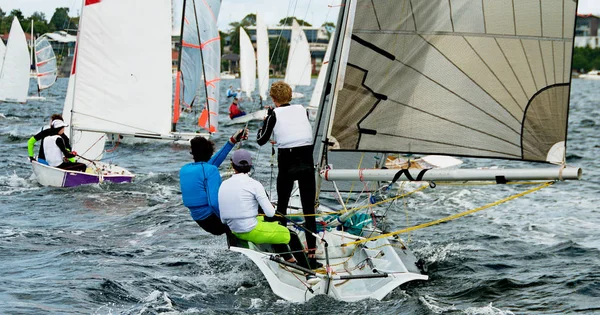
top-left (179, 128), bottom-right (248, 235)
top-left (256, 81), bottom-right (320, 269)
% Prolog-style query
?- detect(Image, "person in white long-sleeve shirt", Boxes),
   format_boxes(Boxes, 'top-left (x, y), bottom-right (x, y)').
top-left (218, 150), bottom-right (319, 282)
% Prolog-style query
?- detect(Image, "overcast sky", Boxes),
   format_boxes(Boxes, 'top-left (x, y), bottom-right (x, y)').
top-left (1, 0), bottom-right (598, 31)
top-left (0, 0), bottom-right (343, 31)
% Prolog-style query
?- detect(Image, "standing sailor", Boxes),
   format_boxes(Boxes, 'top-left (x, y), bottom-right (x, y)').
top-left (256, 81), bottom-right (320, 269)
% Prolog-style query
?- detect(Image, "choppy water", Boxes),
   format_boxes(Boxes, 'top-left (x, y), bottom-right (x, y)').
top-left (1, 78), bottom-right (599, 314)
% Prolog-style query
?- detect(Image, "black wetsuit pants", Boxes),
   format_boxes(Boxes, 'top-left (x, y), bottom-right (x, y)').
top-left (275, 145), bottom-right (317, 255)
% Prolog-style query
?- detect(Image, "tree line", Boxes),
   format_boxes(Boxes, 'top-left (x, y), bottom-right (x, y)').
top-left (572, 47), bottom-right (600, 73)
top-left (0, 7), bottom-right (78, 37)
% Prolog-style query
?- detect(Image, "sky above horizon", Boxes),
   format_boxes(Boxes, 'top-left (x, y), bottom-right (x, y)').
top-left (0, 0), bottom-right (343, 31)
top-left (0, 0), bottom-right (598, 31)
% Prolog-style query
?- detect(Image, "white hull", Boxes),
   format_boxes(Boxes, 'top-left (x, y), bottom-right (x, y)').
top-left (106, 131), bottom-right (208, 145)
top-left (26, 96), bottom-right (46, 101)
top-left (224, 109), bottom-right (267, 126)
top-left (230, 228), bottom-right (427, 302)
top-left (577, 74), bottom-right (600, 80)
top-left (31, 160), bottom-right (134, 187)
top-left (291, 91), bottom-right (305, 99)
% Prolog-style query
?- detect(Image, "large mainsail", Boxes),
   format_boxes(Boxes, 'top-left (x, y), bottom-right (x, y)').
top-left (175, 0), bottom-right (222, 133)
top-left (256, 13), bottom-right (270, 100)
top-left (0, 17), bottom-right (30, 103)
top-left (68, 0), bottom-right (172, 142)
top-left (284, 19), bottom-right (312, 90)
top-left (320, 0), bottom-right (576, 165)
top-left (239, 27), bottom-right (256, 99)
top-left (34, 36), bottom-right (58, 91)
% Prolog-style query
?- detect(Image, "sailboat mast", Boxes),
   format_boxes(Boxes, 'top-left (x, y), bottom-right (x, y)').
top-left (313, 0), bottom-right (352, 194)
top-left (172, 0), bottom-right (187, 132)
top-left (191, 0), bottom-right (212, 132)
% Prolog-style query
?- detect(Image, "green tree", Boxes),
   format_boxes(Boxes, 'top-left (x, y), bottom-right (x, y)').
top-left (269, 37), bottom-right (289, 76)
top-left (278, 16), bottom-right (312, 26)
top-left (26, 12), bottom-right (49, 36)
top-left (240, 13), bottom-right (256, 27)
top-left (49, 7), bottom-right (70, 32)
top-left (0, 8), bottom-right (6, 34)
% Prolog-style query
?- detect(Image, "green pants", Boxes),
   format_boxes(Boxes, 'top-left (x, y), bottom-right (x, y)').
top-left (233, 216), bottom-right (290, 244)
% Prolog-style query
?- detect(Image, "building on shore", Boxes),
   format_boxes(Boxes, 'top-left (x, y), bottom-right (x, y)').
top-left (575, 14), bottom-right (600, 48)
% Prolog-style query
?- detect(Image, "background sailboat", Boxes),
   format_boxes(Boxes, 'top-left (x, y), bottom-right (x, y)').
top-left (0, 17), bottom-right (30, 104)
top-left (27, 35), bottom-right (58, 101)
top-left (284, 19), bottom-right (311, 99)
top-left (224, 14), bottom-right (269, 126)
top-left (239, 27), bottom-right (256, 100)
top-left (173, 0), bottom-right (222, 135)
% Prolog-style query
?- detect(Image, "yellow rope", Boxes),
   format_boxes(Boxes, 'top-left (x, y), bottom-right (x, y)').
top-left (340, 181), bottom-right (554, 247)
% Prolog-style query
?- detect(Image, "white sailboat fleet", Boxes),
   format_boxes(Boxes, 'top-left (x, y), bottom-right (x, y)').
top-left (0, 17), bottom-right (30, 104)
top-left (228, 0), bottom-right (582, 302)
top-left (225, 13), bottom-right (270, 126)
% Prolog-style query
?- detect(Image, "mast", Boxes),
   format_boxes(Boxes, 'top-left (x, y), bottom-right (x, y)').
top-left (172, 0), bottom-right (187, 132)
top-left (192, 0), bottom-right (212, 133)
top-left (314, 0), bottom-right (352, 195)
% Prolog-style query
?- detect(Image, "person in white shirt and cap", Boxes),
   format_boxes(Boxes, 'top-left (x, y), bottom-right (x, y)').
top-left (218, 149), bottom-right (319, 284)
top-left (41, 120), bottom-right (87, 172)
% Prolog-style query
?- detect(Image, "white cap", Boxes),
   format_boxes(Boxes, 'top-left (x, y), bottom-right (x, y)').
top-left (51, 120), bottom-right (68, 129)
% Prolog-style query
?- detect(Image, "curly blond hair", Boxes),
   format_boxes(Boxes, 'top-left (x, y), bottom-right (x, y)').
top-left (269, 81), bottom-right (292, 104)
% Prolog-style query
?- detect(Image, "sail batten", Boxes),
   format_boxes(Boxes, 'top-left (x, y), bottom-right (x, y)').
top-left (323, 0), bottom-right (576, 164)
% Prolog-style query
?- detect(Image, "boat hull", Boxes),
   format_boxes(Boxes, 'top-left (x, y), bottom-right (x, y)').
top-left (230, 229), bottom-right (427, 302)
top-left (224, 109), bottom-right (267, 125)
top-left (31, 160), bottom-right (134, 187)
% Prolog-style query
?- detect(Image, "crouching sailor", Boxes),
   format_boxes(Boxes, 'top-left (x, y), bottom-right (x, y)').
top-left (179, 128), bottom-right (248, 235)
top-left (218, 149), bottom-right (319, 284)
top-left (41, 120), bottom-right (87, 172)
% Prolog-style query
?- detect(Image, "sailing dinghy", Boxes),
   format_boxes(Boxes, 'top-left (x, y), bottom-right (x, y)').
top-left (228, 0), bottom-right (582, 302)
top-left (27, 34), bottom-right (58, 101)
top-left (101, 0), bottom-right (222, 145)
top-left (0, 17), bottom-right (30, 104)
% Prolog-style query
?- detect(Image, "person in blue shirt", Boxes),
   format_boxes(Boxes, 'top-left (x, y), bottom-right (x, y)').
top-left (226, 85), bottom-right (238, 98)
top-left (180, 128), bottom-right (248, 235)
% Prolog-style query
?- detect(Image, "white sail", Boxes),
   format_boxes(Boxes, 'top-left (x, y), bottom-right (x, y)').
top-left (284, 19), bottom-right (311, 90)
top-left (34, 36), bottom-right (58, 90)
top-left (62, 43), bottom-right (106, 162)
top-left (0, 17), bottom-right (30, 103)
top-left (70, 0), bottom-right (172, 137)
top-left (256, 13), bottom-right (270, 100)
top-left (309, 37), bottom-right (333, 109)
top-left (239, 27), bottom-right (256, 98)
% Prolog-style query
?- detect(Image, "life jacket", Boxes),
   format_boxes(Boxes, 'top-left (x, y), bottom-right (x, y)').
top-left (42, 135), bottom-right (64, 167)
top-left (273, 105), bottom-right (312, 148)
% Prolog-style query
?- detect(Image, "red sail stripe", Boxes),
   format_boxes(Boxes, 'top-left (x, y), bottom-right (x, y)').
top-left (71, 45), bottom-right (78, 75)
top-left (205, 78), bottom-right (220, 88)
top-left (85, 0), bottom-right (101, 5)
top-left (200, 36), bottom-right (220, 49)
top-left (172, 71), bottom-right (182, 124)
top-left (182, 40), bottom-right (201, 49)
